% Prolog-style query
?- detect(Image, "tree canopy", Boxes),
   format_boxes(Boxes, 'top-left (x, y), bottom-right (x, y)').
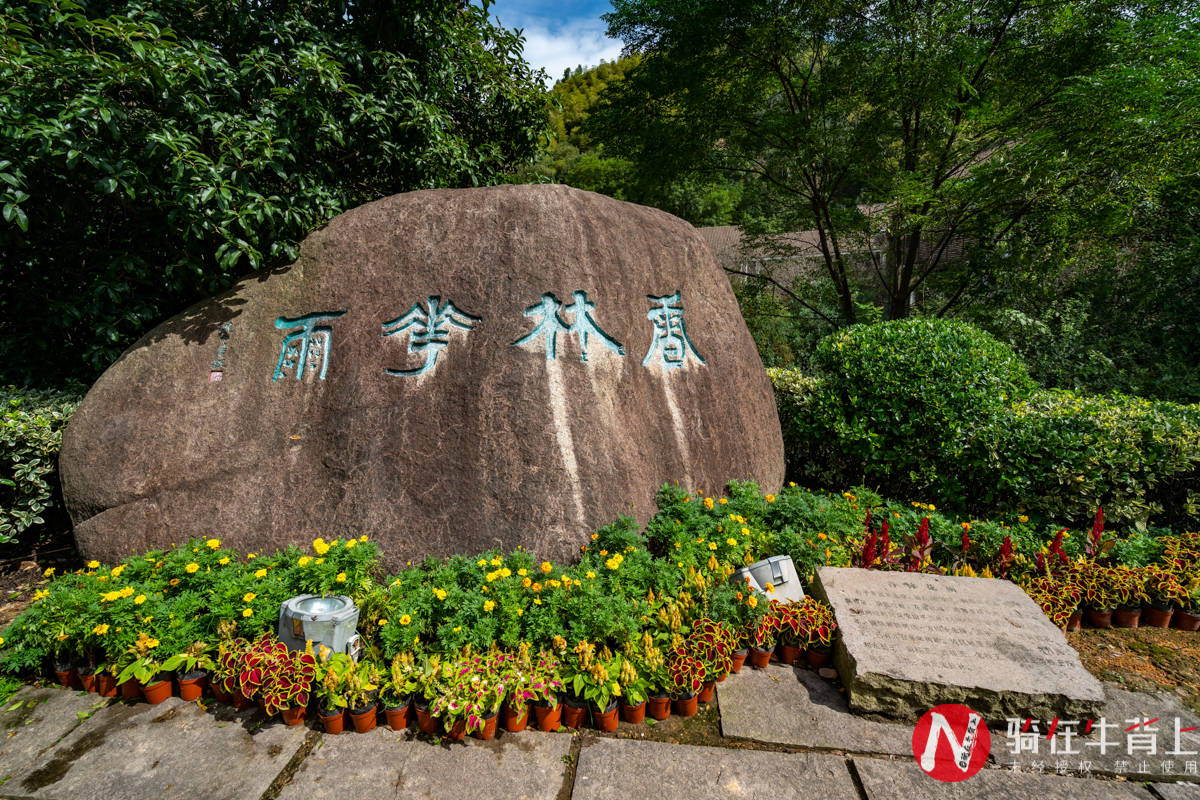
top-left (0, 0), bottom-right (548, 384)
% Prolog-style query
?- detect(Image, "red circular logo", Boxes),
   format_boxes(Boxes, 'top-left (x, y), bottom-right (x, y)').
top-left (911, 704), bottom-right (990, 782)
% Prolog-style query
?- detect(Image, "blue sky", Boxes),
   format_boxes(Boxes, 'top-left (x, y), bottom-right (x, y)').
top-left (490, 0), bottom-right (624, 85)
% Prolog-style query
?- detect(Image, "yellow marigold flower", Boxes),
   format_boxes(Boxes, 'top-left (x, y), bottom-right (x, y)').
top-left (87, 560), bottom-right (100, 569)
top-left (101, 590), bottom-right (120, 602)
top-left (335, 572), bottom-right (346, 582)
top-left (255, 568), bottom-right (267, 578)
top-left (741, 527), bottom-right (750, 536)
top-left (218, 557), bottom-right (230, 565)
top-left (719, 498), bottom-right (728, 505)
top-left (477, 559), bottom-right (487, 567)
top-left (683, 496), bottom-right (690, 503)
top-left (111, 565), bottom-right (125, 577)
top-left (400, 614), bottom-right (411, 625)
top-left (789, 482), bottom-right (796, 487)
top-left (764, 583), bottom-right (775, 593)
top-left (818, 532), bottom-right (828, 540)
top-left (533, 597), bottom-right (542, 605)
top-left (1018, 515), bottom-right (1029, 523)
top-left (961, 522), bottom-right (971, 531)
top-left (134, 594), bottom-right (147, 605)
top-left (243, 592), bottom-right (256, 602)
top-left (169, 578), bottom-right (180, 586)
top-left (33, 589), bottom-right (49, 601)
top-left (328, 539), bottom-right (339, 548)
top-left (599, 549), bottom-right (608, 556)
top-left (312, 538), bottom-right (330, 555)
top-left (522, 577), bottom-right (532, 588)
top-left (242, 608), bottom-right (253, 617)
top-left (315, 558), bottom-right (325, 565)
top-left (93, 623), bottom-right (110, 635)
top-left (42, 567), bottom-right (54, 577)
top-left (500, 567), bottom-right (511, 578)
top-left (546, 579), bottom-right (560, 589)
top-left (379, 619), bottom-right (387, 626)
top-left (707, 542), bottom-right (717, 550)
top-left (591, 533), bottom-right (599, 541)
top-left (540, 561), bottom-right (552, 574)
top-left (345, 539), bottom-right (357, 549)
top-left (747, 595), bottom-right (758, 608)
top-left (298, 556), bottom-right (312, 567)
top-left (517, 568), bottom-right (528, 577)
top-left (532, 582), bottom-right (543, 592)
top-left (486, 571), bottom-right (498, 582)
top-left (929, 504), bottom-right (936, 511)
top-left (490, 557), bottom-right (501, 566)
top-left (605, 557), bottom-right (620, 570)
top-left (433, 588), bottom-right (447, 600)
top-left (483, 600), bottom-right (495, 612)
top-left (704, 497), bottom-right (714, 510)
top-left (585, 571), bottom-right (595, 579)
top-left (120, 586), bottom-right (134, 598)
top-left (185, 563), bottom-right (199, 574)
top-left (206, 538), bottom-right (221, 549)
top-left (727, 538), bottom-right (737, 546)
top-left (765, 494), bottom-right (775, 502)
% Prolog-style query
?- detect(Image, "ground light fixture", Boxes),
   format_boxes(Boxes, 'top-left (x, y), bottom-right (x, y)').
top-left (278, 594), bottom-right (363, 660)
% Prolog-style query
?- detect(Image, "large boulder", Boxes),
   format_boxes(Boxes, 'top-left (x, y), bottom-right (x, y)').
top-left (60, 185), bottom-right (784, 568)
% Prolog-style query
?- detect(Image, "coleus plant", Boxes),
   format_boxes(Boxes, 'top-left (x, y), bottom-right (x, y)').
top-left (214, 633), bottom-right (251, 694)
top-left (664, 644), bottom-right (705, 699)
top-left (794, 597), bottom-right (838, 648)
top-left (431, 652), bottom-right (507, 734)
top-left (260, 647), bottom-right (318, 716)
top-left (687, 617), bottom-right (735, 677)
top-left (748, 601), bottom-right (781, 650)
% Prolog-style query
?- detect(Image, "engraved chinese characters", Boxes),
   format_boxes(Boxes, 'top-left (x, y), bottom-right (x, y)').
top-left (812, 567), bottom-right (1104, 723)
top-left (270, 291), bottom-right (703, 381)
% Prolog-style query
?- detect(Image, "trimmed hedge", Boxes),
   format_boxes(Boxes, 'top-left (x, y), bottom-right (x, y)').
top-left (771, 319), bottom-right (1200, 528)
top-left (0, 387), bottom-right (80, 544)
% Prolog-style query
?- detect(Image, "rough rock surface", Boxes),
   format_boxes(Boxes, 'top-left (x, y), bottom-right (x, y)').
top-left (60, 185), bottom-right (784, 568)
top-left (812, 567), bottom-right (1104, 722)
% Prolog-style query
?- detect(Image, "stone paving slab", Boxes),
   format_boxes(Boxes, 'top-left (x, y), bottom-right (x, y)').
top-left (1149, 783), bottom-right (1200, 799)
top-left (572, 738), bottom-right (857, 800)
top-left (276, 725), bottom-right (571, 800)
top-left (717, 662), bottom-right (912, 755)
top-left (854, 756), bottom-right (1156, 799)
top-left (3, 697), bottom-right (308, 800)
top-left (991, 685), bottom-right (1200, 781)
top-left (0, 688), bottom-right (109, 783)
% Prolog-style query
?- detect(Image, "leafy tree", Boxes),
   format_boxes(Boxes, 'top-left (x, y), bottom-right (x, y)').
top-left (594, 0), bottom-right (1182, 325)
top-left (0, 0), bottom-right (548, 385)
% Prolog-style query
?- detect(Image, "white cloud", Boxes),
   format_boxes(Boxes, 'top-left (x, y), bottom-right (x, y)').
top-left (500, 16), bottom-right (625, 86)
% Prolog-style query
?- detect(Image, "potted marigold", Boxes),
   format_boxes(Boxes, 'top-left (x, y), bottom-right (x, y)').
top-left (381, 651), bottom-right (419, 730)
top-left (161, 641), bottom-right (215, 702)
top-left (665, 645), bottom-right (705, 718)
top-left (115, 632), bottom-right (171, 704)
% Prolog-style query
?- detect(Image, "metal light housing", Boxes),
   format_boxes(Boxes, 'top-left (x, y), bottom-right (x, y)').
top-left (278, 594), bottom-right (363, 660)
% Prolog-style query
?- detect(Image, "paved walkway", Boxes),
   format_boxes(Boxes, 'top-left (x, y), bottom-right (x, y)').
top-left (0, 667), bottom-right (1196, 800)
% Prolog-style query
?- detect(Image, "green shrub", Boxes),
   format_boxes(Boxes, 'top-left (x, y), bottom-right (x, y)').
top-left (0, 387), bottom-right (80, 544)
top-left (773, 319), bottom-right (1035, 507)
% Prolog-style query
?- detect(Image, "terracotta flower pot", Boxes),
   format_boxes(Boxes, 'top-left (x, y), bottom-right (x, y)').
top-left (533, 701), bottom-right (562, 731)
top-left (697, 680), bottom-right (716, 704)
top-left (1085, 608), bottom-right (1114, 629)
top-left (1142, 605), bottom-right (1174, 629)
top-left (472, 713), bottom-right (499, 740)
top-left (177, 673), bottom-right (206, 702)
top-left (53, 668), bottom-right (78, 688)
top-left (1113, 607), bottom-right (1142, 628)
top-left (319, 709), bottom-right (345, 734)
top-left (141, 680), bottom-right (172, 705)
top-left (806, 647), bottom-right (831, 669)
top-left (777, 644), bottom-right (801, 666)
top-left (79, 672), bottom-right (97, 693)
top-left (1173, 607), bottom-right (1200, 632)
top-left (620, 700), bottom-right (646, 724)
top-left (672, 694), bottom-right (698, 718)
top-left (444, 719), bottom-right (467, 741)
top-left (119, 679), bottom-right (142, 701)
top-left (384, 703), bottom-right (411, 731)
top-left (96, 674), bottom-right (117, 697)
top-left (349, 704), bottom-right (377, 733)
top-left (211, 684), bottom-right (232, 704)
top-left (729, 649), bottom-right (748, 674)
top-left (231, 689), bottom-right (254, 710)
top-left (748, 647), bottom-right (772, 669)
top-left (281, 706), bottom-right (307, 726)
top-left (416, 704), bottom-right (439, 734)
top-left (562, 701), bottom-right (588, 730)
top-left (1066, 610), bottom-right (1083, 632)
top-left (593, 701), bottom-right (619, 732)
top-left (501, 701), bottom-right (529, 732)
top-left (647, 694), bottom-right (670, 721)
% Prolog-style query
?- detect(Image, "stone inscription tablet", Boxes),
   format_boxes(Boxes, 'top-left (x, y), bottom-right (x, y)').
top-left (811, 567), bottom-right (1104, 722)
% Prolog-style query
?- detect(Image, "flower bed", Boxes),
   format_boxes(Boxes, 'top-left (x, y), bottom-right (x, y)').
top-left (2, 483), bottom-right (1196, 734)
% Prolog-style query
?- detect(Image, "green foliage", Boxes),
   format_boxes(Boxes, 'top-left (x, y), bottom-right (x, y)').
top-left (0, 0), bottom-right (548, 384)
top-left (0, 387), bottom-right (80, 544)
top-left (771, 320), bottom-right (1200, 528)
